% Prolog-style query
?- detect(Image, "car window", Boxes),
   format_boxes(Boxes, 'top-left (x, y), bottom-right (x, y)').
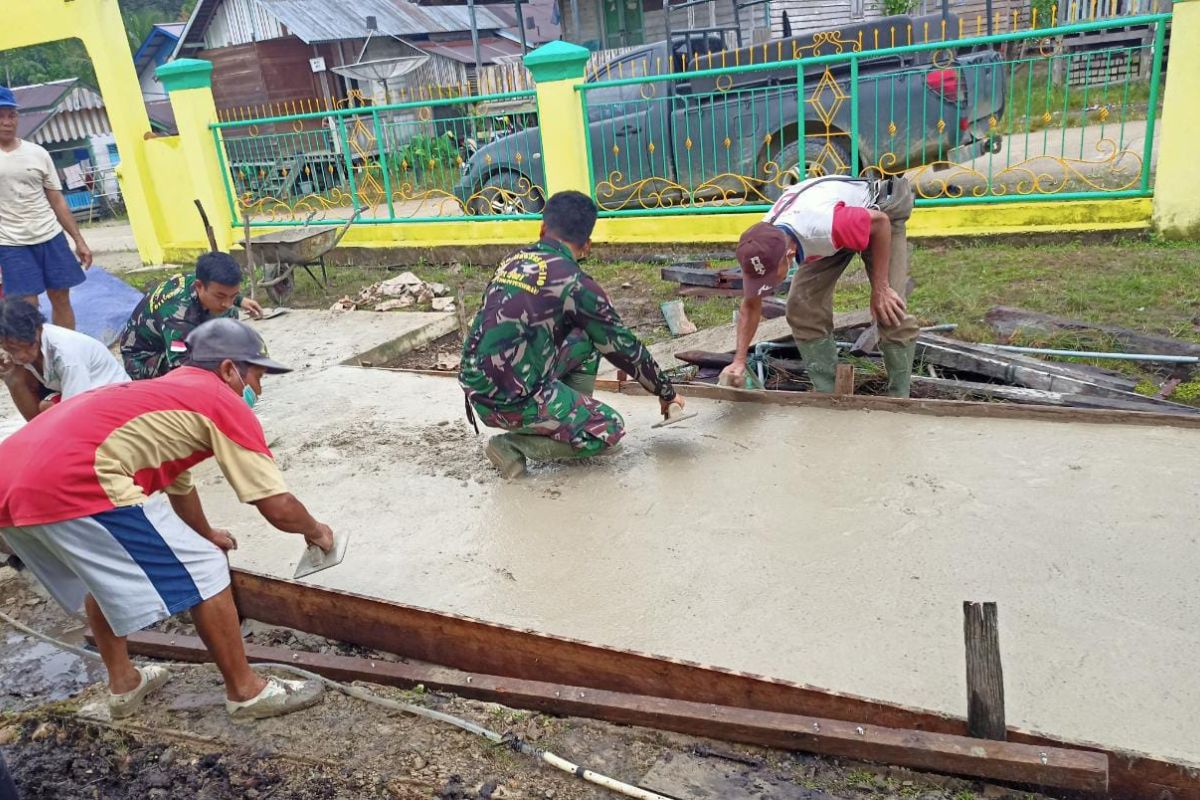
top-left (586, 51), bottom-right (661, 105)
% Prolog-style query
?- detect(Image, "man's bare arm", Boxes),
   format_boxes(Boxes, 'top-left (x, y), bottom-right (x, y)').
top-left (719, 296), bottom-right (764, 386)
top-left (45, 189), bottom-right (93, 268)
top-left (253, 493), bottom-right (334, 552)
top-left (866, 210), bottom-right (905, 329)
top-left (169, 488), bottom-right (215, 538)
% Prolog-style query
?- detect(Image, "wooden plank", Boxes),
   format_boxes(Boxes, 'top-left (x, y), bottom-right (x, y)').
top-left (660, 265), bottom-right (792, 294)
top-left (916, 334), bottom-right (1195, 411)
top-left (376, 366), bottom-right (1200, 430)
top-left (595, 377), bottom-right (1200, 430)
top-left (910, 377), bottom-right (1194, 414)
top-left (984, 307), bottom-right (1200, 359)
top-left (964, 602), bottom-right (1006, 741)
top-left (222, 571), bottom-right (1196, 800)
top-left (834, 364), bottom-right (855, 396)
top-left (114, 630), bottom-right (1108, 793)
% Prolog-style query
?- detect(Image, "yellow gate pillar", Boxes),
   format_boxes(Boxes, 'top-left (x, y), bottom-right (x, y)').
top-left (157, 60), bottom-right (234, 252)
top-left (1153, 0), bottom-right (1200, 238)
top-left (1, 0), bottom-right (166, 263)
top-left (525, 42), bottom-right (593, 197)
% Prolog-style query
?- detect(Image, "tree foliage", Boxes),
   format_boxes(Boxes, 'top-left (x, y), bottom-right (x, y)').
top-left (0, 0), bottom-right (196, 89)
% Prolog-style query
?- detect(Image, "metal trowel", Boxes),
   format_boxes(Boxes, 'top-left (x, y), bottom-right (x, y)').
top-left (652, 403), bottom-right (698, 429)
top-left (292, 531), bottom-right (350, 579)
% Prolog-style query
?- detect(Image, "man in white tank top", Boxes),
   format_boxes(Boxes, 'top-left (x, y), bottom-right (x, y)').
top-left (721, 175), bottom-right (919, 397)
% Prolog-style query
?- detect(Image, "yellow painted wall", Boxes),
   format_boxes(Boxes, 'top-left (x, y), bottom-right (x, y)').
top-left (1152, 0), bottom-right (1200, 238)
top-left (182, 198), bottom-right (1148, 262)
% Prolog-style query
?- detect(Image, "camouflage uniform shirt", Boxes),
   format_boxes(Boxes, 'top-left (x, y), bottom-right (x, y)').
top-left (460, 239), bottom-right (675, 410)
top-left (120, 273), bottom-right (240, 380)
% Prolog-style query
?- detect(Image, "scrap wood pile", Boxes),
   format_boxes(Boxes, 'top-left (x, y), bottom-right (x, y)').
top-left (669, 306), bottom-right (1200, 416)
top-left (330, 272), bottom-right (456, 313)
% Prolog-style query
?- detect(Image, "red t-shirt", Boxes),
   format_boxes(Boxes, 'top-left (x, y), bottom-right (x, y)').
top-left (0, 367), bottom-right (287, 528)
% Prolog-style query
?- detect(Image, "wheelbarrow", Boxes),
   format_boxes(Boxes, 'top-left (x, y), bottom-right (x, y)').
top-left (249, 210), bottom-right (359, 305)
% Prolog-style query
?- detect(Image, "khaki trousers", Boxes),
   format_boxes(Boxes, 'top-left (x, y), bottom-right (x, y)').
top-left (785, 177), bottom-right (920, 346)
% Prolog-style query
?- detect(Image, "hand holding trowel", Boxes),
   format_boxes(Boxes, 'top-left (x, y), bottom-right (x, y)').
top-left (652, 395), bottom-right (697, 429)
top-left (293, 523), bottom-right (350, 579)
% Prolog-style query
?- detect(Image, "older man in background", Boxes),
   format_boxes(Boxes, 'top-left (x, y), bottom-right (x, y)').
top-left (0, 85), bottom-right (93, 329)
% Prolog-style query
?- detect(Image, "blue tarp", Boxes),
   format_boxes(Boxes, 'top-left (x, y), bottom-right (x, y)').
top-left (37, 267), bottom-right (144, 346)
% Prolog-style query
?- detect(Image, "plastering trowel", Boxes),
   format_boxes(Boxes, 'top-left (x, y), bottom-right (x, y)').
top-left (652, 403), bottom-right (698, 429)
top-left (292, 531), bottom-right (350, 579)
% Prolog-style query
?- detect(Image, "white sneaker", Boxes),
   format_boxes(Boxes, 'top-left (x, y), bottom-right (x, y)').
top-left (108, 665), bottom-right (170, 719)
top-left (226, 676), bottom-right (324, 721)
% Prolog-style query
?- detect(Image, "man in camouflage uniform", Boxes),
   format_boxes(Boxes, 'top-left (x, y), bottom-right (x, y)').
top-left (121, 252), bottom-right (262, 380)
top-left (460, 191), bottom-right (685, 479)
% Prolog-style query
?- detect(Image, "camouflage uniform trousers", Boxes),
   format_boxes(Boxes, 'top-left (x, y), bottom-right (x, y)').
top-left (471, 330), bottom-right (624, 456)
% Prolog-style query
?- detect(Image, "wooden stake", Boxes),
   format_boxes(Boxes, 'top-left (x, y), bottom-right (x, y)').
top-left (193, 199), bottom-right (219, 252)
top-left (964, 601), bottom-right (1006, 740)
top-left (834, 364), bottom-right (855, 396)
top-left (243, 212), bottom-right (256, 301)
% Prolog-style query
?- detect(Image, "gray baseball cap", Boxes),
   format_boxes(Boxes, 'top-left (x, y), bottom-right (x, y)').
top-left (185, 318), bottom-right (291, 374)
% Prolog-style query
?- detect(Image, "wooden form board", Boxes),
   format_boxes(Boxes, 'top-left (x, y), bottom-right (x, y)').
top-left (228, 570), bottom-right (1199, 800)
top-left (378, 366), bottom-right (1200, 430)
top-left (114, 629), bottom-right (1108, 793)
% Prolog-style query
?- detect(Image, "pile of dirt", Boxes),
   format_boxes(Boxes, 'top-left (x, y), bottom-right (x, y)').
top-left (1, 718), bottom-right (353, 800)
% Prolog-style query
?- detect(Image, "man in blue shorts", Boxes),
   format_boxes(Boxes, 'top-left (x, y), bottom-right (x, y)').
top-left (0, 85), bottom-right (93, 330)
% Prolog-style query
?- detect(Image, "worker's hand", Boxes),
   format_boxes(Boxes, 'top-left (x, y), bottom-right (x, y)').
top-left (870, 286), bottom-right (907, 330)
top-left (0, 351), bottom-right (14, 378)
top-left (74, 238), bottom-right (93, 270)
top-left (718, 361), bottom-right (747, 388)
top-left (239, 297), bottom-right (265, 319)
top-left (659, 394), bottom-right (685, 419)
top-left (206, 528), bottom-right (238, 552)
top-left (305, 523), bottom-right (335, 553)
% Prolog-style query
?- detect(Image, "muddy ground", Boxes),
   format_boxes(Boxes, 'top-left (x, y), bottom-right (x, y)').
top-left (0, 566), bottom-right (1054, 800)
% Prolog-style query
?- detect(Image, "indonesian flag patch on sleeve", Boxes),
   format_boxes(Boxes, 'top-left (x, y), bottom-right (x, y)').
top-left (169, 340), bottom-right (188, 354)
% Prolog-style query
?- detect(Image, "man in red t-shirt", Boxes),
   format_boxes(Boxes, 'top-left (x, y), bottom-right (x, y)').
top-left (0, 318), bottom-right (337, 721)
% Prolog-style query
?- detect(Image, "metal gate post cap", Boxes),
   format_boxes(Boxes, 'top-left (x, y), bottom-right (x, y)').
top-left (156, 59), bottom-right (214, 93)
top-left (524, 41), bottom-right (591, 81)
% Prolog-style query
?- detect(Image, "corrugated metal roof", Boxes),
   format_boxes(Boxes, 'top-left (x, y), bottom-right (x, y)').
top-left (10, 81), bottom-right (111, 144)
top-left (402, 35), bottom-right (523, 64)
top-left (30, 108), bottom-right (112, 145)
top-left (16, 111), bottom-right (52, 140)
top-left (11, 79), bottom-right (76, 112)
top-left (258, 0), bottom-right (508, 42)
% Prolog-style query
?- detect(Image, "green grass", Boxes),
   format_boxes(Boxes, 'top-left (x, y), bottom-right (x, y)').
top-left (998, 58), bottom-right (1160, 136)
top-left (128, 237), bottom-right (1199, 400)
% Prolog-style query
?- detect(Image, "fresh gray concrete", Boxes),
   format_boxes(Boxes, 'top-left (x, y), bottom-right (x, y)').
top-left (188, 366), bottom-right (1200, 765)
top-left (244, 309), bottom-right (457, 372)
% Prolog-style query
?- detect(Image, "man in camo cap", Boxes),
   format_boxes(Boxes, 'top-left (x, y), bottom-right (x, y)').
top-left (460, 191), bottom-right (685, 478)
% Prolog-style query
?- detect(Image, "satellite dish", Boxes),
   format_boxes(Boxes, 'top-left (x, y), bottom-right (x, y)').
top-left (331, 55), bottom-right (430, 84)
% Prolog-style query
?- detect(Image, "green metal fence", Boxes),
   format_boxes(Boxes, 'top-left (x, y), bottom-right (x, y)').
top-left (211, 90), bottom-right (545, 227)
top-left (578, 12), bottom-right (1170, 215)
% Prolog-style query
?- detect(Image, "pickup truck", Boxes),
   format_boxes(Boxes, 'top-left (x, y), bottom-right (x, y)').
top-left (454, 14), bottom-right (1006, 213)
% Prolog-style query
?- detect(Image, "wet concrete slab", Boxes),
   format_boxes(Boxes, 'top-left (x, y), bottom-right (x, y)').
top-left (190, 366), bottom-right (1200, 765)
top-left (244, 309), bottom-right (457, 371)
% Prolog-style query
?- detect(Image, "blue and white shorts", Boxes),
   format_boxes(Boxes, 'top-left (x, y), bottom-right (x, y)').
top-left (1, 496), bottom-right (230, 637)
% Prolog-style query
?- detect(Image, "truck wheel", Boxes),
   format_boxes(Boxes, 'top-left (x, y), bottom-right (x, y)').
top-left (467, 172), bottom-right (545, 216)
top-left (763, 138), bottom-right (855, 202)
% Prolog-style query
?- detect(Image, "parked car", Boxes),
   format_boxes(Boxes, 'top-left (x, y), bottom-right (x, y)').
top-left (455, 14), bottom-right (1005, 213)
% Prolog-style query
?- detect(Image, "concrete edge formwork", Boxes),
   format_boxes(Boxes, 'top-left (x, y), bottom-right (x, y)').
top-left (217, 570), bottom-right (1197, 800)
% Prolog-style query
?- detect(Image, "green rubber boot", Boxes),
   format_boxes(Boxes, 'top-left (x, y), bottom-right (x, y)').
top-left (796, 335), bottom-right (839, 393)
top-left (485, 433), bottom-right (603, 479)
top-left (879, 341), bottom-right (916, 398)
